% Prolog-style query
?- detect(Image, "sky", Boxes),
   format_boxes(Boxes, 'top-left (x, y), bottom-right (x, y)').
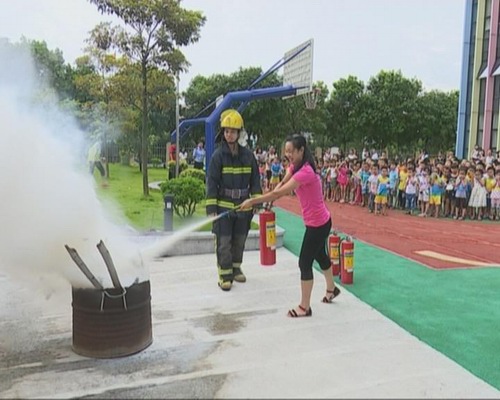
top-left (0, 0), bottom-right (466, 92)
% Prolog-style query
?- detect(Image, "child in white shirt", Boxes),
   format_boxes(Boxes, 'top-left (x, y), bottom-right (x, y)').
top-left (405, 168), bottom-right (418, 215)
top-left (367, 165), bottom-right (379, 213)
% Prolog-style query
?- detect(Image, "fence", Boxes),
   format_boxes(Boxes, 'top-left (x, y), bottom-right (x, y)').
top-left (104, 142), bottom-right (197, 167)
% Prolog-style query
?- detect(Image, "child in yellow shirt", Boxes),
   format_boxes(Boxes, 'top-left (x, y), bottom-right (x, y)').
top-left (375, 166), bottom-right (390, 216)
top-left (397, 164), bottom-right (408, 209)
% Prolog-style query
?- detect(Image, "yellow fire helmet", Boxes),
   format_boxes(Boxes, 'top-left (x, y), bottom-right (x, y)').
top-left (220, 109), bottom-right (244, 130)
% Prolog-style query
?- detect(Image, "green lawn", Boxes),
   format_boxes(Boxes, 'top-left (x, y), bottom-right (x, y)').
top-left (94, 163), bottom-right (257, 232)
top-left (94, 163), bottom-right (207, 231)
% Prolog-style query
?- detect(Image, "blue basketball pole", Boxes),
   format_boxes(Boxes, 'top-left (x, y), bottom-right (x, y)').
top-left (170, 39), bottom-right (313, 168)
top-left (171, 85), bottom-right (301, 168)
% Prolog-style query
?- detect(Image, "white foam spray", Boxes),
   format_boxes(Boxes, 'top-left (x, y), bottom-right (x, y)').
top-left (0, 42), bottom-right (148, 294)
top-left (140, 214), bottom-right (221, 259)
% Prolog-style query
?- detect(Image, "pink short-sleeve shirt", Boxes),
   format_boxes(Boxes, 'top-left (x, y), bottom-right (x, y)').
top-left (289, 163), bottom-right (331, 227)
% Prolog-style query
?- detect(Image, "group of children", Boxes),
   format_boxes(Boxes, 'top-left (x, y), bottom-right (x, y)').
top-left (401, 161), bottom-right (500, 221)
top-left (255, 146), bottom-right (287, 192)
top-left (317, 155), bottom-right (500, 220)
top-left (319, 160), bottom-right (393, 216)
top-left (254, 145), bottom-right (500, 221)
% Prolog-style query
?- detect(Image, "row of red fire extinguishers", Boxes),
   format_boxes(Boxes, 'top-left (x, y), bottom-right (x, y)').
top-left (257, 204), bottom-right (355, 284)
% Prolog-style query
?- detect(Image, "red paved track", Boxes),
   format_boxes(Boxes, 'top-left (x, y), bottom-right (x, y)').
top-left (275, 196), bottom-right (500, 269)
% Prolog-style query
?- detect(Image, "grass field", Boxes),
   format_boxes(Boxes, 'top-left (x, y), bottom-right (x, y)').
top-left (94, 163), bottom-right (206, 231)
top-left (94, 163), bottom-right (257, 232)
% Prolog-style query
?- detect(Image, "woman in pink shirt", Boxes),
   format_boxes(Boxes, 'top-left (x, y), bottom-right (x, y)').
top-left (240, 134), bottom-right (340, 318)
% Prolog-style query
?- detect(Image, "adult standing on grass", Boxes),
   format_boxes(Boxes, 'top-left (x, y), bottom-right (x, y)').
top-left (87, 139), bottom-right (107, 186)
top-left (240, 134), bottom-right (340, 318)
top-left (192, 141), bottom-right (206, 170)
top-left (206, 109), bottom-right (261, 291)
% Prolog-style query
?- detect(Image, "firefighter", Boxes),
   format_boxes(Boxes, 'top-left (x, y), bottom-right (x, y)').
top-left (206, 109), bottom-right (262, 291)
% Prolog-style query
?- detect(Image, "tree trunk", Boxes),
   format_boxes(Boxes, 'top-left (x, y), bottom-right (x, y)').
top-left (104, 131), bottom-right (110, 178)
top-left (103, 87), bottom-right (111, 179)
top-left (141, 61), bottom-right (149, 196)
top-left (343, 129), bottom-right (347, 154)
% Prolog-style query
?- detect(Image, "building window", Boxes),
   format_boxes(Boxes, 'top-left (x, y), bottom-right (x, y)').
top-left (496, 33), bottom-right (500, 68)
top-left (477, 78), bottom-right (487, 147)
top-left (491, 76), bottom-right (500, 151)
top-left (496, 3), bottom-right (500, 66)
top-left (477, 128), bottom-right (484, 148)
top-left (491, 122), bottom-right (498, 151)
top-left (479, 0), bottom-right (492, 74)
top-left (464, 0), bottom-right (479, 157)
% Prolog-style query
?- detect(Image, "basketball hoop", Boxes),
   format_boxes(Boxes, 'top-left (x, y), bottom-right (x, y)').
top-left (303, 88), bottom-right (321, 110)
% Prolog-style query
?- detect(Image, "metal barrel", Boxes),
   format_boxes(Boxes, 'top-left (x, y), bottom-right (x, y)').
top-left (71, 280), bottom-right (153, 359)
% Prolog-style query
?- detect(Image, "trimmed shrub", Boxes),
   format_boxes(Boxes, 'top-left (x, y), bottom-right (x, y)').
top-left (150, 157), bottom-right (163, 168)
top-left (167, 160), bottom-right (188, 179)
top-left (179, 167), bottom-right (205, 182)
top-left (160, 176), bottom-right (205, 218)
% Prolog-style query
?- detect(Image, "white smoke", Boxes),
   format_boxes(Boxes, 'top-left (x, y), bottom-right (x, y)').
top-left (0, 42), bottom-right (149, 294)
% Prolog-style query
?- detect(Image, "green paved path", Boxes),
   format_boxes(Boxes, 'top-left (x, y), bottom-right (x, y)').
top-left (275, 207), bottom-right (500, 390)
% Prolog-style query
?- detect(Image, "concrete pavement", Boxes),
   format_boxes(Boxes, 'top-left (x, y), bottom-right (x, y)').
top-left (0, 248), bottom-right (499, 399)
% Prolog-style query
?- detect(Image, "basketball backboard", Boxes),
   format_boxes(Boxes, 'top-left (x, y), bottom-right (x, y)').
top-left (283, 38), bottom-right (314, 98)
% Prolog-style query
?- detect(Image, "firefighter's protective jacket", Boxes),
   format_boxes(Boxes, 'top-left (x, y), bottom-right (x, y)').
top-left (206, 142), bottom-right (261, 214)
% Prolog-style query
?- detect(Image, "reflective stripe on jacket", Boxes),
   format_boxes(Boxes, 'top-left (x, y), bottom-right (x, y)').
top-left (206, 142), bottom-right (262, 215)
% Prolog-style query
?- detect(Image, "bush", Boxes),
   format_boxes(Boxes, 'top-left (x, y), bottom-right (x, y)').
top-left (150, 157), bottom-right (163, 168)
top-left (167, 160), bottom-right (188, 179)
top-left (179, 167), bottom-right (205, 182)
top-left (120, 151), bottom-right (131, 166)
top-left (160, 176), bottom-right (205, 218)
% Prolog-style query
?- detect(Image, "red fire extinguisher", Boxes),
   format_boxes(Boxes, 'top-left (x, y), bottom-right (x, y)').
top-left (259, 204), bottom-right (276, 266)
top-left (340, 236), bottom-right (354, 284)
top-left (328, 231), bottom-right (341, 276)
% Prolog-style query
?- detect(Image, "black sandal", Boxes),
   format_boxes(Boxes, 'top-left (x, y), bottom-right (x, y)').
top-left (287, 305), bottom-right (312, 318)
top-left (322, 286), bottom-right (341, 303)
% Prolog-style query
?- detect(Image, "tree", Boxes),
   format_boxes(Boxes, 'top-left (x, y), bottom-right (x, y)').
top-left (275, 81), bottom-right (330, 144)
top-left (306, 81), bottom-right (330, 139)
top-left (89, 0), bottom-right (205, 196)
top-left (26, 38), bottom-right (74, 99)
top-left (183, 67), bottom-right (329, 149)
top-left (78, 23), bottom-right (129, 178)
top-left (71, 55), bottom-right (100, 104)
top-left (326, 76), bottom-right (365, 152)
top-left (362, 70), bottom-right (422, 153)
top-left (184, 67), bottom-right (279, 146)
top-left (414, 90), bottom-right (459, 155)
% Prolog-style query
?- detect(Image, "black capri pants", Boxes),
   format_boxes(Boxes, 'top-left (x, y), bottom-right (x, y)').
top-left (298, 218), bottom-right (332, 281)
